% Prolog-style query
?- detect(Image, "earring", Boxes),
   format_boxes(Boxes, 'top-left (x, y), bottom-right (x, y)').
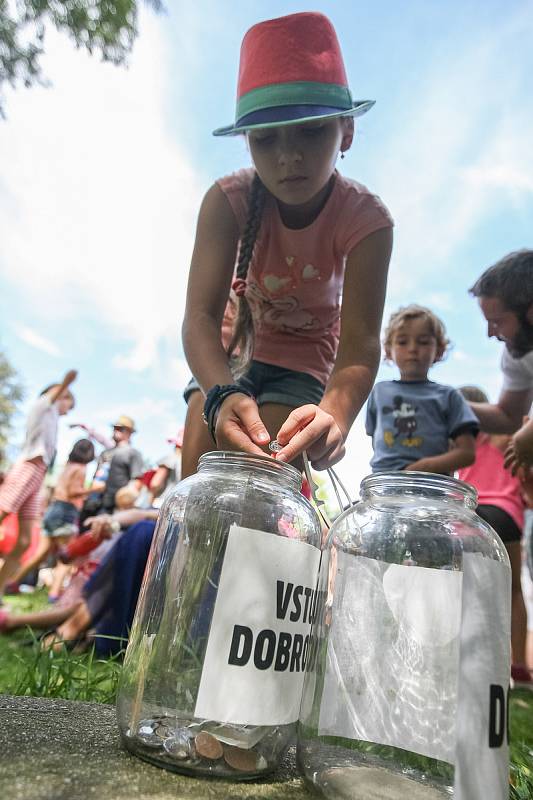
top-left (340, 152), bottom-right (345, 160)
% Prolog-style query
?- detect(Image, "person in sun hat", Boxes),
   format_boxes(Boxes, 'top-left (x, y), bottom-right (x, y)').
top-left (78, 414), bottom-right (144, 523)
top-left (181, 11), bottom-right (393, 477)
top-left (148, 428), bottom-right (185, 507)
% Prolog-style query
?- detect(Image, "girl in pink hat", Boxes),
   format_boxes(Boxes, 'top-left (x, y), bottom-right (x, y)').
top-left (181, 12), bottom-right (393, 475)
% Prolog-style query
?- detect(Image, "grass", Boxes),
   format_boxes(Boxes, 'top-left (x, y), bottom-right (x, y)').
top-left (1, 591), bottom-right (532, 796)
top-left (0, 589), bottom-right (123, 703)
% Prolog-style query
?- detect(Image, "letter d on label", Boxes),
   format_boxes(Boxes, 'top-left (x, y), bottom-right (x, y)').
top-left (488, 684), bottom-right (506, 748)
top-left (228, 625), bottom-right (253, 666)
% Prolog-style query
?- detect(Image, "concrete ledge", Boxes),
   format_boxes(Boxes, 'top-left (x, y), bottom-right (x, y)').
top-left (0, 695), bottom-right (307, 800)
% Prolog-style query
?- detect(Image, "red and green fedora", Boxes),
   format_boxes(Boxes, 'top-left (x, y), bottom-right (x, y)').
top-left (213, 12), bottom-right (374, 137)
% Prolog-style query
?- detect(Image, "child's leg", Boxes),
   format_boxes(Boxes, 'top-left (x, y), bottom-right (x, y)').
top-left (0, 516), bottom-right (34, 596)
top-left (52, 600), bottom-right (92, 644)
top-left (507, 540), bottom-right (528, 666)
top-left (181, 390), bottom-right (218, 479)
top-left (11, 532), bottom-right (51, 586)
top-left (0, 602), bottom-right (79, 632)
top-left (0, 459), bottom-right (46, 596)
top-left (48, 562), bottom-right (71, 598)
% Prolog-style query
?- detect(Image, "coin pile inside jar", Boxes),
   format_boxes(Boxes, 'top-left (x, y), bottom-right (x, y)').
top-left (126, 717), bottom-right (285, 774)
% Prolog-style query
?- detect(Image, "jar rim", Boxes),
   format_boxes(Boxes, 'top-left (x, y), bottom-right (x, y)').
top-left (198, 450), bottom-right (302, 487)
top-left (360, 470), bottom-right (478, 506)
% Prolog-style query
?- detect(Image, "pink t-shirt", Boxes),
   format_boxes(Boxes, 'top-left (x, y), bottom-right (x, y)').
top-left (458, 435), bottom-right (525, 531)
top-left (217, 168), bottom-right (393, 386)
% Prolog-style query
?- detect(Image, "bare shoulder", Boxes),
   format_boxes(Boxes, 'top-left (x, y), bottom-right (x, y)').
top-left (197, 182), bottom-right (240, 235)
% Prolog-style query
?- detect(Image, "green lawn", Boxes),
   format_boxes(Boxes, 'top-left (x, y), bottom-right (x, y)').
top-left (0, 591), bottom-right (531, 797)
top-left (0, 590), bottom-right (122, 703)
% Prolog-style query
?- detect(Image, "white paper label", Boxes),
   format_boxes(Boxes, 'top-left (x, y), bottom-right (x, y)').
top-left (317, 551), bottom-right (511, 799)
top-left (454, 553), bottom-right (511, 800)
top-left (318, 553), bottom-right (462, 764)
top-left (194, 524), bottom-right (321, 726)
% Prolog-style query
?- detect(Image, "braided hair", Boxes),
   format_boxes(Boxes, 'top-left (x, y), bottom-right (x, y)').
top-left (227, 172), bottom-right (266, 377)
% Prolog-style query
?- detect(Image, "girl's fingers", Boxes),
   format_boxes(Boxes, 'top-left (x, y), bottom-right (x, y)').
top-left (276, 406), bottom-right (343, 467)
top-left (216, 396), bottom-right (270, 453)
top-left (311, 441), bottom-right (346, 471)
top-left (276, 405), bottom-right (320, 442)
top-left (236, 399), bottom-right (270, 445)
top-left (218, 418), bottom-right (267, 456)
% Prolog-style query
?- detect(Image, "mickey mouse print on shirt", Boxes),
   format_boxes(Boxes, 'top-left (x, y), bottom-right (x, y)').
top-left (382, 395), bottom-right (424, 448)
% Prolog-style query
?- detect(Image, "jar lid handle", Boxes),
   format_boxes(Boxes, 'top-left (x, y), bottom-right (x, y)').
top-left (302, 452), bottom-right (355, 529)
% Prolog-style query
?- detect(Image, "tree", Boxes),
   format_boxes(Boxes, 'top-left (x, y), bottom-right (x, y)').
top-left (0, 0), bottom-right (162, 116)
top-left (0, 347), bottom-right (24, 466)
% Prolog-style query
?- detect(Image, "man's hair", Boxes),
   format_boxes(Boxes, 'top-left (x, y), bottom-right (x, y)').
top-left (68, 438), bottom-right (95, 464)
top-left (383, 304), bottom-right (450, 362)
top-left (458, 385), bottom-right (489, 404)
top-left (469, 249), bottom-right (533, 313)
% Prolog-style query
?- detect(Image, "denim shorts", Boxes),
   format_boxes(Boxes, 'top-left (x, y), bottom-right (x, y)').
top-left (43, 500), bottom-right (79, 537)
top-left (183, 360), bottom-right (325, 408)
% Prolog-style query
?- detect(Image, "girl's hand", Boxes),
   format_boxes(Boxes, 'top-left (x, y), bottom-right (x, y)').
top-left (215, 393), bottom-right (270, 455)
top-left (274, 405), bottom-right (346, 470)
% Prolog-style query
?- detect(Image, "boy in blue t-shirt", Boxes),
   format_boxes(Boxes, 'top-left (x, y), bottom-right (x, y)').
top-left (366, 305), bottom-right (479, 473)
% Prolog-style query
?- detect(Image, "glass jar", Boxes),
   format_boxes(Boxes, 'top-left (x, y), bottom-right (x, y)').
top-left (298, 472), bottom-right (511, 800)
top-left (117, 451), bottom-right (322, 779)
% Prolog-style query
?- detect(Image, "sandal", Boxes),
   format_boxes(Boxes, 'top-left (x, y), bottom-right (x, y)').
top-left (41, 629), bottom-right (89, 653)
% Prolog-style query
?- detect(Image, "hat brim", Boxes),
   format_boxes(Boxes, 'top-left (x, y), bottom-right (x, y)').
top-left (213, 100), bottom-right (375, 137)
top-left (112, 421), bottom-right (135, 432)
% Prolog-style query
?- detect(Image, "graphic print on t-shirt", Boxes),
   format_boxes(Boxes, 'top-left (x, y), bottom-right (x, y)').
top-left (382, 395), bottom-right (423, 448)
top-left (247, 277), bottom-right (320, 336)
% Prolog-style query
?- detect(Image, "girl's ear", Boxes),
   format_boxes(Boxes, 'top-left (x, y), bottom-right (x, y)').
top-left (340, 117), bottom-right (355, 153)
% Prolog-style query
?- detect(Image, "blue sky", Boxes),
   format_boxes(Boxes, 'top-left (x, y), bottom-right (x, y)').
top-left (1, 0), bottom-right (532, 493)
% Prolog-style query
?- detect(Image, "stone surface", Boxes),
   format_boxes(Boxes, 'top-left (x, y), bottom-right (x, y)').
top-left (0, 695), bottom-right (308, 800)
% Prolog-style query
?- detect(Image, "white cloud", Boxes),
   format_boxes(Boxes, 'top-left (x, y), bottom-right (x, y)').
top-left (0, 12), bottom-right (205, 371)
top-left (374, 7), bottom-right (533, 301)
top-left (451, 349), bottom-right (468, 362)
top-left (15, 325), bottom-right (61, 356)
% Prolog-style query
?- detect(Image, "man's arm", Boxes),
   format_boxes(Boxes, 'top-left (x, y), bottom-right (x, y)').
top-left (470, 387), bottom-right (532, 434)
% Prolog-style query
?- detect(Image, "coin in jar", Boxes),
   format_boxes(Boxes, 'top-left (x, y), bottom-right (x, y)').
top-left (223, 745), bottom-right (258, 772)
top-left (194, 731), bottom-right (223, 760)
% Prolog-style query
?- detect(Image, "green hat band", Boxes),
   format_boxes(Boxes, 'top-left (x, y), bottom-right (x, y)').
top-left (236, 81), bottom-right (353, 121)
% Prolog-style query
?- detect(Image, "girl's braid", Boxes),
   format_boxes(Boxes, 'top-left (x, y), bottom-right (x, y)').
top-left (227, 172), bottom-right (266, 376)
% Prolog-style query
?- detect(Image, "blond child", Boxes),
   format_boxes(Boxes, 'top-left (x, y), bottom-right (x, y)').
top-left (0, 369), bottom-right (77, 600)
top-left (366, 306), bottom-right (478, 473)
